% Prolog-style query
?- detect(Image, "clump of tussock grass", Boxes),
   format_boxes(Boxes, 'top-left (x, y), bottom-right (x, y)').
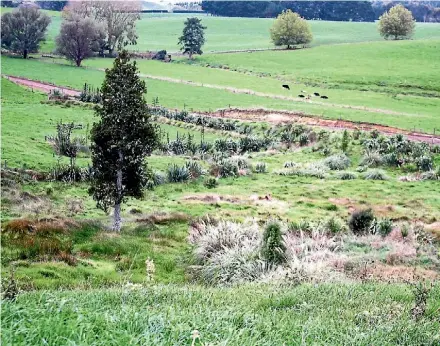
top-left (337, 171), bottom-right (357, 180)
top-left (323, 153), bottom-right (351, 170)
top-left (363, 169), bottom-right (389, 180)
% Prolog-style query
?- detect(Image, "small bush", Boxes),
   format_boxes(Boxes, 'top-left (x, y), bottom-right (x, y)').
top-left (254, 162), bottom-right (268, 173)
top-left (185, 161), bottom-right (204, 179)
top-left (323, 154), bottom-right (351, 170)
top-left (298, 134), bottom-right (309, 146)
top-left (167, 164), bottom-right (190, 183)
top-left (416, 155), bottom-right (433, 172)
top-left (361, 150), bottom-right (383, 167)
top-left (283, 161), bottom-right (297, 168)
top-left (363, 169), bottom-right (389, 180)
top-left (204, 177), bottom-right (218, 189)
top-left (337, 171), bottom-right (357, 180)
top-left (326, 217), bottom-right (346, 234)
top-left (212, 159), bottom-right (239, 178)
top-left (348, 209), bottom-right (375, 235)
top-left (146, 170), bottom-right (166, 190)
top-left (261, 221), bottom-right (286, 265)
top-left (375, 218), bottom-right (393, 237)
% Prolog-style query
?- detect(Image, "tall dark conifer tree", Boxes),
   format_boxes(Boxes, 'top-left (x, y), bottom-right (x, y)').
top-left (89, 51), bottom-right (159, 231)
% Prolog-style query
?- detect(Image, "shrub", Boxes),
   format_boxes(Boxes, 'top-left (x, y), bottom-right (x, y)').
top-left (298, 134), bottom-right (309, 146)
top-left (382, 152), bottom-right (399, 167)
top-left (49, 163), bottom-right (92, 182)
top-left (229, 156), bottom-right (250, 169)
top-left (416, 155), bottom-right (433, 172)
top-left (146, 171), bottom-right (166, 190)
top-left (204, 177), bottom-right (218, 189)
top-left (254, 162), bottom-right (268, 173)
top-left (421, 167), bottom-right (440, 181)
top-left (361, 150), bottom-right (383, 167)
top-left (348, 209), bottom-right (375, 235)
top-left (323, 154), bottom-right (351, 170)
top-left (375, 218), bottom-right (393, 237)
top-left (341, 130), bottom-right (349, 152)
top-left (325, 217), bottom-right (346, 234)
top-left (185, 161), bottom-right (204, 179)
top-left (213, 159), bottom-right (239, 178)
top-left (261, 221), bottom-right (286, 265)
top-left (167, 164), bottom-right (190, 183)
top-left (363, 169), bottom-right (389, 180)
top-left (283, 161), bottom-right (297, 168)
top-left (337, 171), bottom-right (357, 180)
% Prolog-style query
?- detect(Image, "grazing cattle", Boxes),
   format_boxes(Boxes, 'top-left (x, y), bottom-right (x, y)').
top-left (313, 92), bottom-right (320, 96)
top-left (298, 94), bottom-right (305, 98)
top-left (282, 84), bottom-right (290, 90)
top-left (321, 95), bottom-right (328, 99)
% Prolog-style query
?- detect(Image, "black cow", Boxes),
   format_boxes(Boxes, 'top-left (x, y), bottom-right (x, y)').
top-left (298, 94), bottom-right (305, 98)
top-left (321, 95), bottom-right (328, 99)
top-left (282, 84), bottom-right (290, 90)
top-left (313, 92), bottom-right (320, 96)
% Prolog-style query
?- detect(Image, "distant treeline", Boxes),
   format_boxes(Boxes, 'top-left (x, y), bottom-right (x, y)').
top-left (201, 1), bottom-right (440, 22)
top-left (1, 1), bottom-right (439, 22)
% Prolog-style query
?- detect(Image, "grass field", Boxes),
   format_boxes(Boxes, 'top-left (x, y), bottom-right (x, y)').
top-left (3, 284), bottom-right (440, 345)
top-left (2, 10), bottom-right (440, 345)
top-left (3, 55), bottom-right (440, 133)
top-left (189, 39), bottom-right (440, 95)
top-left (2, 8), bottom-right (440, 53)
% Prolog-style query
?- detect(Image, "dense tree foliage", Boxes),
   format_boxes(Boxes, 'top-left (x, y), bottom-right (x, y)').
top-left (270, 10), bottom-right (312, 49)
top-left (372, 1), bottom-right (440, 23)
top-left (89, 51), bottom-right (159, 231)
top-left (1, 6), bottom-right (50, 58)
top-left (202, 1), bottom-right (440, 22)
top-left (202, 1), bottom-right (376, 21)
top-left (178, 17), bottom-right (206, 59)
top-left (56, 15), bottom-right (105, 66)
top-left (36, 1), bottom-right (68, 11)
top-left (378, 4), bottom-right (415, 40)
top-left (64, 1), bottom-right (141, 56)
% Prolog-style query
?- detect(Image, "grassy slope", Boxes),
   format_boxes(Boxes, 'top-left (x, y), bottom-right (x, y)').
top-left (2, 284), bottom-right (440, 345)
top-left (2, 56), bottom-right (439, 133)
top-left (0, 79), bottom-right (224, 170)
top-left (191, 39), bottom-right (440, 95)
top-left (2, 8), bottom-right (438, 53)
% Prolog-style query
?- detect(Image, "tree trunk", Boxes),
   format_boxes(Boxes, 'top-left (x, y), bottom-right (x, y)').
top-left (113, 202), bottom-right (121, 232)
top-left (23, 49), bottom-right (28, 59)
top-left (113, 150), bottom-right (123, 232)
top-left (76, 59), bottom-right (82, 67)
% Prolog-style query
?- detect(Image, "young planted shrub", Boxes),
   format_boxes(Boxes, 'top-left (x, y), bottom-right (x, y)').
top-left (416, 155), bottom-right (433, 172)
top-left (204, 177), bottom-right (218, 189)
top-left (323, 154), bottom-right (351, 170)
top-left (229, 156), bottom-right (250, 170)
top-left (146, 171), bottom-right (166, 190)
top-left (341, 130), bottom-right (349, 152)
top-left (375, 218), bottom-right (393, 237)
top-left (261, 221), bottom-right (286, 265)
top-left (254, 162), bottom-right (268, 173)
top-left (167, 164), bottom-right (190, 183)
top-left (325, 217), bottom-right (346, 234)
top-left (298, 133), bottom-right (309, 146)
top-left (337, 171), bottom-right (357, 180)
top-left (212, 159), bottom-right (239, 178)
top-left (361, 150), bottom-right (383, 167)
top-left (283, 161), bottom-right (297, 168)
top-left (363, 169), bottom-right (389, 180)
top-left (186, 161), bottom-right (204, 179)
top-left (348, 209), bottom-right (375, 235)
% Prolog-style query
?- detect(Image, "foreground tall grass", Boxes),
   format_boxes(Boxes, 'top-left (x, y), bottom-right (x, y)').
top-left (2, 283), bottom-right (439, 345)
